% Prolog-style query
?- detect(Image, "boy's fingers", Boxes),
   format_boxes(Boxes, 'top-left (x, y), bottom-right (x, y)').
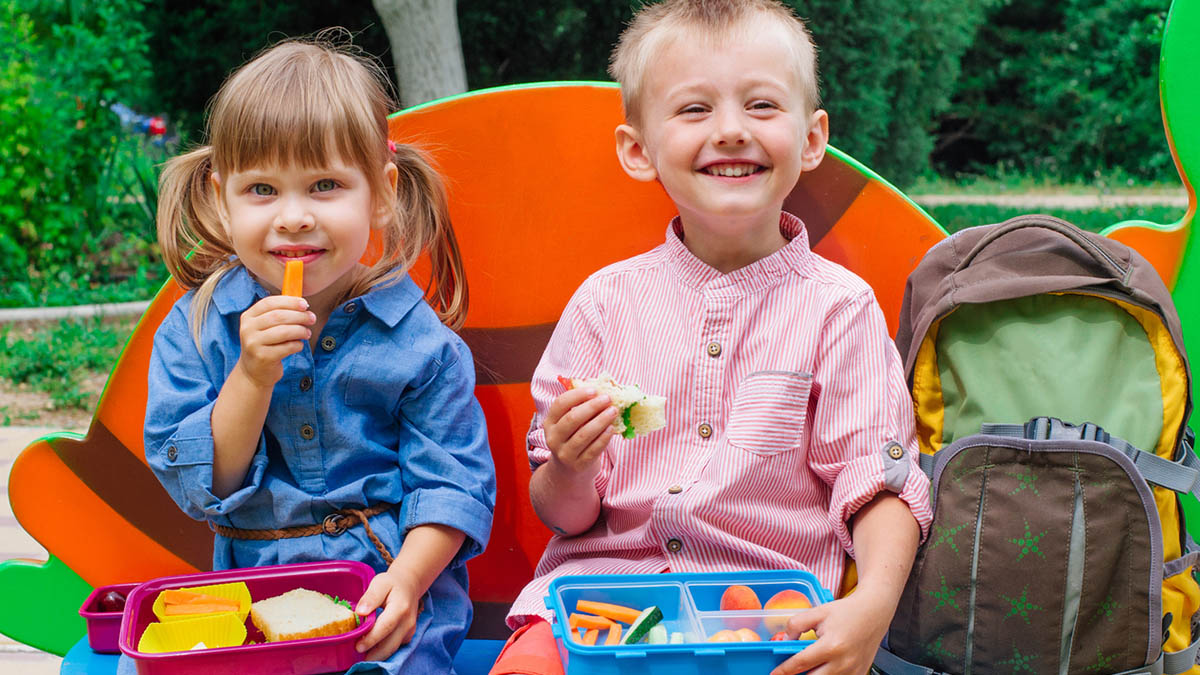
top-left (545, 388), bottom-right (599, 424)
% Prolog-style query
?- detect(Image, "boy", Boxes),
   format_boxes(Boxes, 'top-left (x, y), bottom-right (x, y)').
top-left (491, 2), bottom-right (931, 674)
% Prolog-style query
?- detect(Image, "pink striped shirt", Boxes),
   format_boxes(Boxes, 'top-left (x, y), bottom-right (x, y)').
top-left (506, 213), bottom-right (932, 626)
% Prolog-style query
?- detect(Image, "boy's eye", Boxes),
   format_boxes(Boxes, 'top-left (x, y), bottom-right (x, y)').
top-left (314, 178), bottom-right (337, 192)
top-left (250, 184), bottom-right (275, 196)
top-left (749, 100), bottom-right (777, 110)
top-left (681, 105), bottom-right (707, 114)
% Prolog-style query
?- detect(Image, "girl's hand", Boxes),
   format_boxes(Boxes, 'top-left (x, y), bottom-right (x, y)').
top-left (235, 295), bottom-right (314, 388)
top-left (543, 386), bottom-right (619, 475)
top-left (768, 590), bottom-right (892, 675)
top-left (354, 568), bottom-right (423, 662)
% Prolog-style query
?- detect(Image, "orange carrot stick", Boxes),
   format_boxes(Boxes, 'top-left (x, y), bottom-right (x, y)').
top-left (575, 600), bottom-right (643, 625)
top-left (282, 259), bottom-right (304, 296)
top-left (161, 603), bottom-right (240, 616)
top-left (582, 628), bottom-right (599, 645)
top-left (569, 613), bottom-right (615, 631)
top-left (605, 624), bottom-right (623, 645)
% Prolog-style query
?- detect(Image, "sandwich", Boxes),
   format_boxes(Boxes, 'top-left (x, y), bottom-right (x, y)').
top-left (249, 588), bottom-right (358, 643)
top-left (558, 373), bottom-right (666, 439)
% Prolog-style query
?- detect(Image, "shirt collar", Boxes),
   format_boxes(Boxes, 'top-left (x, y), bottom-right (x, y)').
top-left (664, 211), bottom-right (812, 292)
top-left (211, 264), bottom-right (422, 328)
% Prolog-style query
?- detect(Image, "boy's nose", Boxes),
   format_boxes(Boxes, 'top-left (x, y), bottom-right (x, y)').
top-left (713, 109), bottom-right (750, 146)
top-left (275, 197), bottom-right (315, 232)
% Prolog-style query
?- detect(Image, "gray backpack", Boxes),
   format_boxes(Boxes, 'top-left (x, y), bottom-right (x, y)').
top-left (875, 216), bottom-right (1200, 675)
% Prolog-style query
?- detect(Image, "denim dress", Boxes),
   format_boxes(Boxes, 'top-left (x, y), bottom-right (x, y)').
top-left (127, 267), bottom-right (496, 674)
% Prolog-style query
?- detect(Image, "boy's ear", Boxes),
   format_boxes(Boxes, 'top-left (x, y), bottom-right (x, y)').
top-left (615, 124), bottom-right (658, 183)
top-left (801, 110), bottom-right (830, 172)
top-left (374, 162), bottom-right (400, 230)
top-left (209, 172), bottom-right (232, 235)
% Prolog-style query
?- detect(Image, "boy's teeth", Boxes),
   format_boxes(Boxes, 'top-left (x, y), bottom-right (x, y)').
top-left (706, 164), bottom-right (759, 177)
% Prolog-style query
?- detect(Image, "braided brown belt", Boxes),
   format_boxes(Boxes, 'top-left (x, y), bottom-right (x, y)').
top-left (214, 503), bottom-right (396, 565)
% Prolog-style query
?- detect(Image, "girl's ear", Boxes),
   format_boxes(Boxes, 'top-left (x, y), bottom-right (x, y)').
top-left (615, 124), bottom-right (658, 183)
top-left (374, 162), bottom-right (400, 230)
top-left (209, 172), bottom-right (232, 234)
top-left (800, 109), bottom-right (830, 172)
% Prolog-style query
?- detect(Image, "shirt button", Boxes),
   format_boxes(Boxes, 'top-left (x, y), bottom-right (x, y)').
top-left (888, 443), bottom-right (905, 460)
top-left (321, 336), bottom-right (337, 352)
top-left (698, 423), bottom-right (712, 438)
top-left (166, 446), bottom-right (178, 461)
top-left (299, 376), bottom-right (313, 392)
top-left (666, 538), bottom-right (683, 553)
top-left (706, 342), bottom-right (722, 357)
top-left (668, 485), bottom-right (683, 494)
top-left (299, 424), bottom-right (315, 440)
top-left (344, 302), bottom-right (357, 314)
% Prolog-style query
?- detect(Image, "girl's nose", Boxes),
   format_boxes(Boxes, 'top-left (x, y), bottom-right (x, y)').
top-left (275, 196), bottom-right (315, 232)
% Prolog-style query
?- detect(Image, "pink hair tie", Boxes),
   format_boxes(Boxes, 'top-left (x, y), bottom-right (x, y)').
top-left (387, 140), bottom-right (398, 154)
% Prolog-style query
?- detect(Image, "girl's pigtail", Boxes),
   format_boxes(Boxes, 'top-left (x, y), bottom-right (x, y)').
top-left (156, 146), bottom-right (238, 345)
top-left (392, 144), bottom-right (469, 330)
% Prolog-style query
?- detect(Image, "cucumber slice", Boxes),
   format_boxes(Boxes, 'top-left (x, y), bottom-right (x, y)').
top-left (647, 624), bottom-right (668, 644)
top-left (622, 605), bottom-right (664, 644)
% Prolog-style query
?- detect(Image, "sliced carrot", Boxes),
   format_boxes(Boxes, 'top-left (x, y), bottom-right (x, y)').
top-left (161, 602), bottom-right (240, 616)
top-left (582, 628), bottom-right (599, 645)
top-left (569, 613), bottom-right (615, 631)
top-left (605, 624), bottom-right (622, 645)
top-left (281, 259), bottom-right (304, 296)
top-left (575, 599), bottom-right (643, 625)
top-left (159, 590), bottom-right (238, 606)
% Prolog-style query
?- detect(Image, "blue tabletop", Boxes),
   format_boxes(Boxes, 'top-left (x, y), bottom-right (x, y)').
top-left (61, 636), bottom-right (506, 674)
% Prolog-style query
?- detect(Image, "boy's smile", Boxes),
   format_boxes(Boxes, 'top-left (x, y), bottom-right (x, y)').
top-left (615, 16), bottom-right (828, 272)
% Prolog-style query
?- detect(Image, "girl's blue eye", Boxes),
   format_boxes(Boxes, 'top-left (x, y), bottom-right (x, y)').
top-left (314, 178), bottom-right (337, 192)
top-left (251, 184), bottom-right (275, 196)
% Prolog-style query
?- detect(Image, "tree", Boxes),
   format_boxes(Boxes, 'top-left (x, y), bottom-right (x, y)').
top-left (372, 0), bottom-right (467, 107)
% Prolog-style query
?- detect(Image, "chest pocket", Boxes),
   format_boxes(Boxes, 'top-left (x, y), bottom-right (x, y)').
top-left (726, 370), bottom-right (812, 456)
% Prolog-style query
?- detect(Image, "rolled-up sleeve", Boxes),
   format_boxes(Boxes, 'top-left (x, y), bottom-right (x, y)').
top-left (396, 339), bottom-right (496, 565)
top-left (807, 291), bottom-right (933, 555)
top-left (144, 303), bottom-right (269, 520)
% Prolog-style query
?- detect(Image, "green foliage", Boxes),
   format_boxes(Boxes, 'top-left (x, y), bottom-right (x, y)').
top-left (939, 0), bottom-right (1173, 182)
top-left (0, 317), bottom-right (135, 409)
top-left (0, 0), bottom-right (164, 308)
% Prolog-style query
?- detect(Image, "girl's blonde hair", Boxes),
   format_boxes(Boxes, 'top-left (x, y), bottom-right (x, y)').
top-left (609, 0), bottom-right (820, 125)
top-left (157, 30), bottom-right (467, 344)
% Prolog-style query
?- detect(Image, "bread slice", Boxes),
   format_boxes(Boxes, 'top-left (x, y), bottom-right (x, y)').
top-left (249, 588), bottom-right (358, 642)
top-left (564, 373), bottom-right (667, 438)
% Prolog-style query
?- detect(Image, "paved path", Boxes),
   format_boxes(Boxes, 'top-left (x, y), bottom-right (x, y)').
top-left (1, 426), bottom-right (83, 675)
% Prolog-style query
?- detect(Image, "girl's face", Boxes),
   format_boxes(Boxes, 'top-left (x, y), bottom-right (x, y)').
top-left (212, 156), bottom-right (397, 308)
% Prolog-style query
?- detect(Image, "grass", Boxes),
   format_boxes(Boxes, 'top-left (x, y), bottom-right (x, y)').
top-left (908, 165), bottom-right (1187, 197)
top-left (0, 316), bottom-right (137, 413)
top-left (924, 204), bottom-right (1188, 235)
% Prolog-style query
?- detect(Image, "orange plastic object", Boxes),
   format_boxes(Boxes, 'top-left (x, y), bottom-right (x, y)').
top-left (281, 259), bottom-right (303, 297)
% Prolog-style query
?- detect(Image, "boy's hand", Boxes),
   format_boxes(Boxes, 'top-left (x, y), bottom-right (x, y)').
top-left (769, 591), bottom-right (892, 675)
top-left (235, 295), bottom-right (314, 389)
top-left (354, 568), bottom-right (423, 662)
top-left (544, 386), bottom-right (619, 475)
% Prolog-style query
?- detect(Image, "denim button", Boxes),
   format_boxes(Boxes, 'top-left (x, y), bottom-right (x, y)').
top-left (344, 302), bottom-right (357, 314)
top-left (300, 424), bottom-right (315, 440)
top-left (167, 446), bottom-right (177, 461)
top-left (321, 336), bottom-right (337, 352)
top-left (299, 376), bottom-right (313, 392)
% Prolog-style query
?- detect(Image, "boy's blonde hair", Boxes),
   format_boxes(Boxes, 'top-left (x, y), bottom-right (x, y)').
top-left (157, 30), bottom-right (467, 344)
top-left (609, 0), bottom-right (820, 124)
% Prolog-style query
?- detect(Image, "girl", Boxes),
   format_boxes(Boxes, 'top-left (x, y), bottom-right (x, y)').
top-left (142, 33), bottom-right (496, 673)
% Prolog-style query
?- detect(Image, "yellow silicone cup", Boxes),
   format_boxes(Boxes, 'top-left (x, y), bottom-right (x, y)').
top-left (137, 613), bottom-right (248, 653)
top-left (152, 581), bottom-right (252, 623)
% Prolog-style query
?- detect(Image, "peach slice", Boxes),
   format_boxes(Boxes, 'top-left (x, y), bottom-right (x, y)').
top-left (763, 589), bottom-right (812, 634)
top-left (734, 627), bottom-right (762, 642)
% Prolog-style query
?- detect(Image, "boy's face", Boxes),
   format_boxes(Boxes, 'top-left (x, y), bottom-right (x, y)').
top-left (615, 19), bottom-right (827, 255)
